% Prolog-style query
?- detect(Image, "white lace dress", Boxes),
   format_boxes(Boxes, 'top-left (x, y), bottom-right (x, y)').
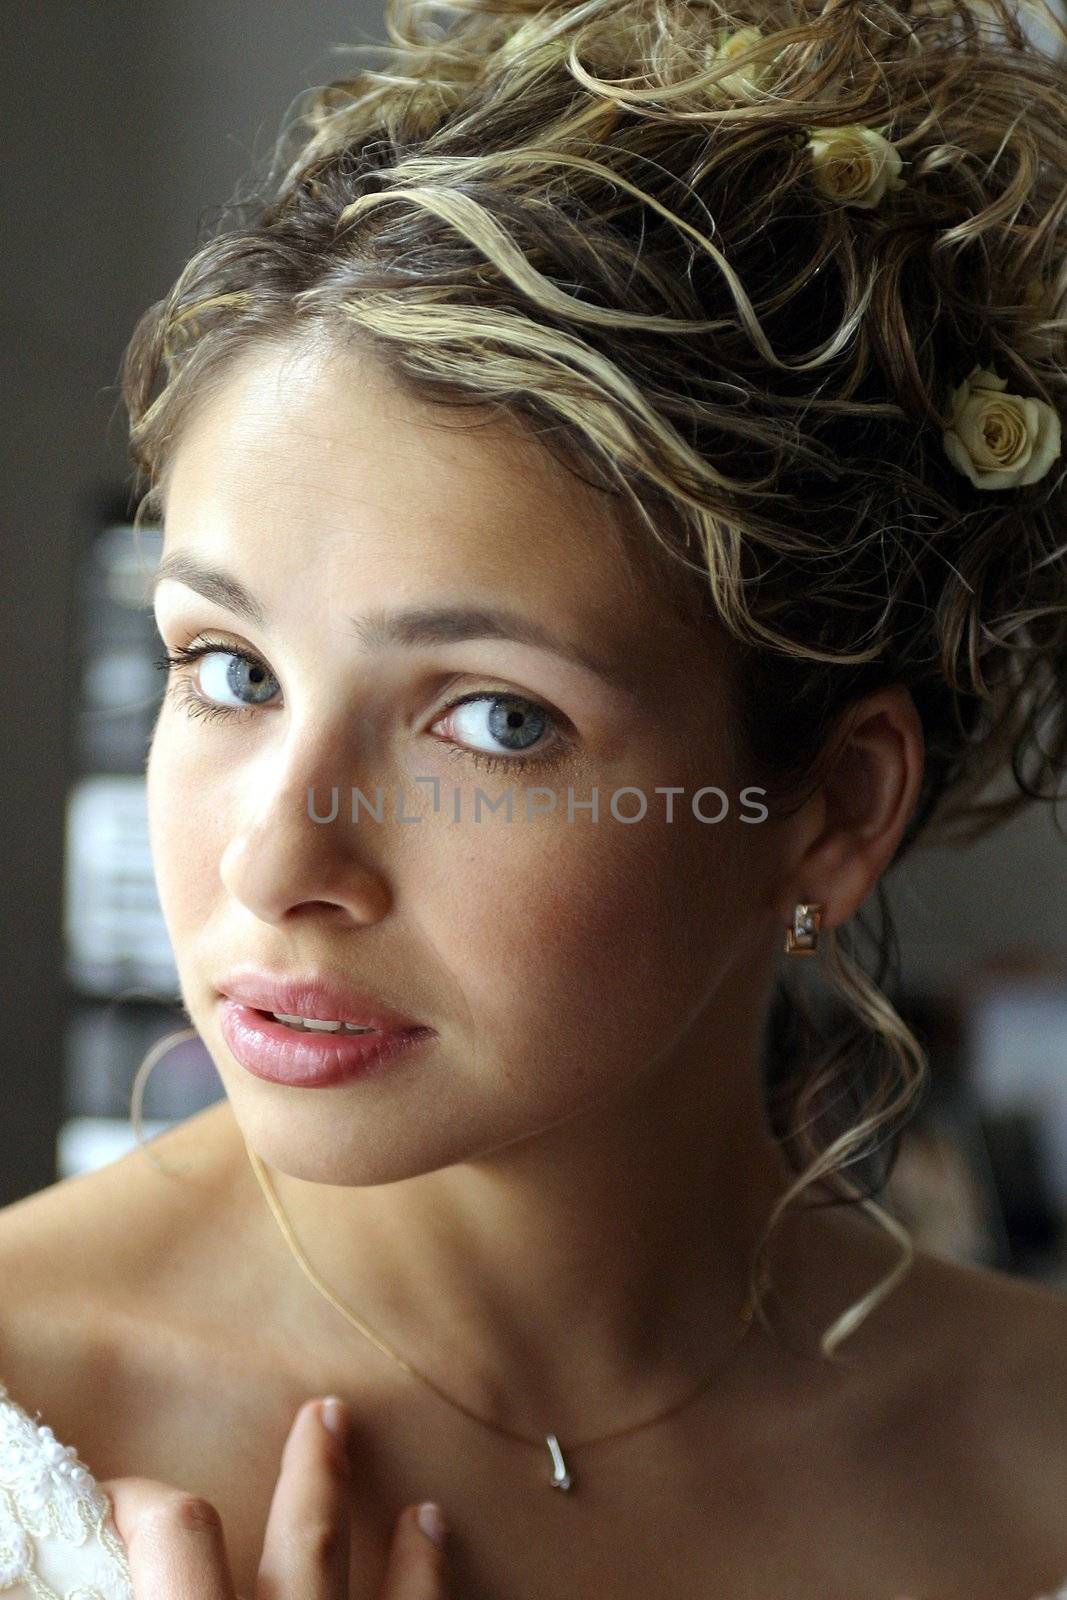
top-left (3, 1375), bottom-right (1067, 1599)
top-left (0, 1381), bottom-right (132, 1600)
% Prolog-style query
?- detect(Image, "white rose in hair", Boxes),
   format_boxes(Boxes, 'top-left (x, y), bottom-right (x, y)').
top-left (942, 363), bottom-right (1062, 489)
top-left (712, 27), bottom-right (774, 97)
top-left (806, 124), bottom-right (906, 209)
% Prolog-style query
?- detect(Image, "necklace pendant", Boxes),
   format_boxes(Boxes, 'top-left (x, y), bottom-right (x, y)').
top-left (545, 1434), bottom-right (573, 1492)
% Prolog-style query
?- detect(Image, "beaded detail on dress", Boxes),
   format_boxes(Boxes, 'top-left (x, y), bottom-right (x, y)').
top-left (0, 1380), bottom-right (133, 1599)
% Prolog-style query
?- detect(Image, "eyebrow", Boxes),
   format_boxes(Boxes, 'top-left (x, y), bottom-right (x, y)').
top-left (152, 553), bottom-right (638, 697)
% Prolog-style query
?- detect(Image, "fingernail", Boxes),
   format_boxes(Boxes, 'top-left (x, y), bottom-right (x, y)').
top-left (416, 1501), bottom-right (448, 1549)
top-left (319, 1396), bottom-right (349, 1442)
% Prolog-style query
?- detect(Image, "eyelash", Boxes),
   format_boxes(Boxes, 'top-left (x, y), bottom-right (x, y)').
top-left (152, 639), bottom-right (572, 776)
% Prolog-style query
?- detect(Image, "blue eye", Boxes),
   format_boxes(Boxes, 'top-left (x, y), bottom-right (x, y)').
top-left (154, 640), bottom-right (280, 722)
top-left (198, 648), bottom-right (278, 707)
top-left (435, 691), bottom-right (569, 775)
top-left (444, 693), bottom-right (546, 755)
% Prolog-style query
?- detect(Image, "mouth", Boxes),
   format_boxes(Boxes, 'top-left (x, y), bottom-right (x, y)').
top-left (214, 968), bottom-right (427, 1034)
top-left (219, 999), bottom-right (433, 1087)
top-left (258, 1010), bottom-right (381, 1035)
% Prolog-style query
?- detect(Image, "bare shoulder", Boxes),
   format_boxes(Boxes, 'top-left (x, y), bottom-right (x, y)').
top-left (909, 1243), bottom-right (1067, 1409)
top-left (0, 1100), bottom-right (249, 1443)
top-left (781, 1204), bottom-right (1067, 1568)
top-left (881, 1240), bottom-right (1067, 1533)
top-left (0, 1100), bottom-right (241, 1297)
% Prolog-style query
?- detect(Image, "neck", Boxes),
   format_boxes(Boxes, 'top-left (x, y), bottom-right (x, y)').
top-left (234, 989), bottom-right (820, 1437)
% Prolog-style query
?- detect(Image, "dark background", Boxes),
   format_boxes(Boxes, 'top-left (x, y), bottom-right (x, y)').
top-left (3, 2), bottom-right (1067, 1288)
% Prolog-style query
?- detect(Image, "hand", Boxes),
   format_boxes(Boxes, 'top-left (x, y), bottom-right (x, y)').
top-left (98, 1395), bottom-right (452, 1599)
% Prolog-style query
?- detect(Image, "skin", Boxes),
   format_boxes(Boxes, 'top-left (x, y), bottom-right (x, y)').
top-left (101, 1398), bottom-right (453, 1600)
top-left (146, 329), bottom-right (925, 1431)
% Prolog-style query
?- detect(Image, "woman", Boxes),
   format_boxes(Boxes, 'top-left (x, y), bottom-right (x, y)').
top-left (3, 0), bottom-right (1067, 1595)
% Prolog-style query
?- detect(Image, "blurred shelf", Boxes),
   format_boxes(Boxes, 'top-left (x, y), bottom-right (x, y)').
top-left (63, 773), bottom-right (178, 998)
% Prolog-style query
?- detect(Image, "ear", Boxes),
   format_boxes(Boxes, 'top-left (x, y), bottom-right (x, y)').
top-left (775, 683), bottom-right (925, 937)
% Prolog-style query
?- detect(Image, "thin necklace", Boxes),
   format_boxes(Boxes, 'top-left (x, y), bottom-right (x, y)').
top-left (245, 1141), bottom-right (768, 1493)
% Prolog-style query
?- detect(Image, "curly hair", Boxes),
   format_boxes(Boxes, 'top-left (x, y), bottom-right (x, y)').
top-left (122, 0), bottom-right (1067, 1360)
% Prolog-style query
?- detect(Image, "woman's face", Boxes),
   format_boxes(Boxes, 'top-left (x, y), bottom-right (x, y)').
top-left (148, 335), bottom-right (784, 1184)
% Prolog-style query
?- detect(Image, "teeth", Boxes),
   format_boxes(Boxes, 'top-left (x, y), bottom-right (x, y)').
top-left (270, 1012), bottom-right (377, 1034)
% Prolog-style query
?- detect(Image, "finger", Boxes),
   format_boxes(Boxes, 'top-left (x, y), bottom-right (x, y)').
top-left (378, 1502), bottom-right (452, 1600)
top-left (255, 1397), bottom-right (352, 1600)
top-left (97, 1476), bottom-right (238, 1600)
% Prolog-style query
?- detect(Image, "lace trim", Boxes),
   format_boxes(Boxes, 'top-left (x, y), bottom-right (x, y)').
top-left (0, 1381), bottom-right (132, 1599)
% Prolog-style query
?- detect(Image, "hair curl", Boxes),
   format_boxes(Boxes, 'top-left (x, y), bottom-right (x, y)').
top-left (123, 0), bottom-right (1067, 1360)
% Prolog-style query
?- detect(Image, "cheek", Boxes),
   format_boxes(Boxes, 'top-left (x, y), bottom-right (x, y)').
top-left (419, 801), bottom-right (744, 1083)
top-left (146, 715), bottom-right (226, 938)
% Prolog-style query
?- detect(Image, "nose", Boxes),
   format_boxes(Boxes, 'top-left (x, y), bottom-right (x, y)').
top-left (219, 761), bottom-right (394, 927)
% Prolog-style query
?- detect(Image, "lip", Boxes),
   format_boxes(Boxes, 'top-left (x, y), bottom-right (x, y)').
top-left (218, 999), bottom-right (433, 1088)
top-left (215, 968), bottom-right (428, 1033)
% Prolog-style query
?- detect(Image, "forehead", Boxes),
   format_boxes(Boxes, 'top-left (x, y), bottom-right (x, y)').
top-left (161, 334), bottom-right (721, 684)
top-left (165, 337), bottom-right (619, 562)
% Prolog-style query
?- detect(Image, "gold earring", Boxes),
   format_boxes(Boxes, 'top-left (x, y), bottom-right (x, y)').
top-left (784, 901), bottom-right (822, 955)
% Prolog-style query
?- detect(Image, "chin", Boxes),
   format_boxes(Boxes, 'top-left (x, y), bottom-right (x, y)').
top-left (227, 1090), bottom-right (519, 1188)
